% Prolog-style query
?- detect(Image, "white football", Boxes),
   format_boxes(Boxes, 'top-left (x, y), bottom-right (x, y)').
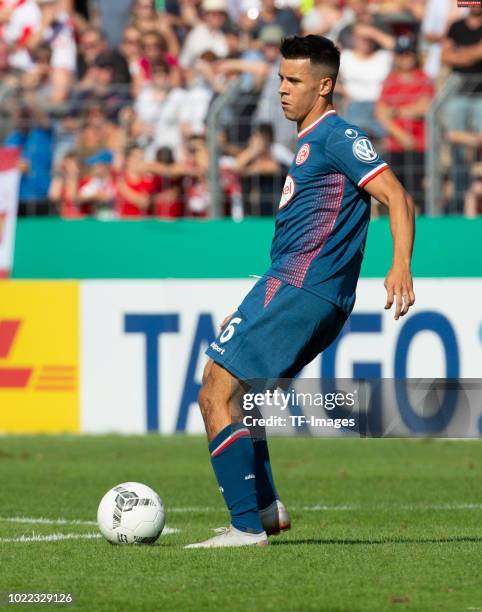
top-left (97, 482), bottom-right (165, 544)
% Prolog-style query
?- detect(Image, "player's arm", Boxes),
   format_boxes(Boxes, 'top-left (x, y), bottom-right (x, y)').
top-left (363, 168), bottom-right (416, 320)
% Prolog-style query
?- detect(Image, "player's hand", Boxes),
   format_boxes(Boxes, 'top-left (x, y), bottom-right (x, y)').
top-left (384, 266), bottom-right (415, 320)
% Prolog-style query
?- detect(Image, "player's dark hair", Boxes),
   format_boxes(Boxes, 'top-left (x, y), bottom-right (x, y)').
top-left (280, 35), bottom-right (340, 83)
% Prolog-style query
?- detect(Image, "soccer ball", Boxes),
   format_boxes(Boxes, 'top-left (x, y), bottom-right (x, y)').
top-left (97, 482), bottom-right (165, 545)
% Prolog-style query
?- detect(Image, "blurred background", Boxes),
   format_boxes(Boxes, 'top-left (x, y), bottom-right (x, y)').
top-left (0, 0), bottom-right (480, 218)
top-left (0, 0), bottom-right (480, 436)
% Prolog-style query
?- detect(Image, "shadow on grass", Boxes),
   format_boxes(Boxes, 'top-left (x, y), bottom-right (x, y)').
top-left (271, 536), bottom-right (482, 546)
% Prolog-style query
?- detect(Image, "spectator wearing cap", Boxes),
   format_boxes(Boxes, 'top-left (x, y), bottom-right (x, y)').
top-left (442, 7), bottom-right (482, 212)
top-left (253, 0), bottom-right (299, 38)
top-left (76, 148), bottom-right (116, 217)
top-left (376, 36), bottom-right (434, 213)
top-left (179, 0), bottom-right (229, 68)
top-left (339, 23), bottom-right (394, 139)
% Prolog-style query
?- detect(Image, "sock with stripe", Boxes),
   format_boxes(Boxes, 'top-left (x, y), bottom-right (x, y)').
top-left (252, 438), bottom-right (279, 510)
top-left (209, 423), bottom-right (264, 534)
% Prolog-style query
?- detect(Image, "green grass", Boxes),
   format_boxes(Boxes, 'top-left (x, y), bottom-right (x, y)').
top-left (1, 436), bottom-right (482, 611)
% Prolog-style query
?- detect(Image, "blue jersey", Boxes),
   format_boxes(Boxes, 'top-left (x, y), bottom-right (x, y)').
top-left (267, 109), bottom-right (389, 315)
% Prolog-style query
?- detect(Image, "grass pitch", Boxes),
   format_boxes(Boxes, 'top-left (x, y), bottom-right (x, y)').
top-left (1, 435), bottom-right (482, 611)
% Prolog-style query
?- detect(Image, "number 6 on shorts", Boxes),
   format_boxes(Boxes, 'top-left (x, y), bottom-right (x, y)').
top-left (219, 317), bottom-right (242, 344)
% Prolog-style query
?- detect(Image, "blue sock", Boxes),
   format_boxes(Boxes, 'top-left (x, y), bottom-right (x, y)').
top-left (209, 424), bottom-right (264, 534)
top-left (253, 438), bottom-right (279, 510)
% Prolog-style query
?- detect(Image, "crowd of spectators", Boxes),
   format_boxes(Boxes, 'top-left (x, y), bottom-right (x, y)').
top-left (0, 0), bottom-right (480, 218)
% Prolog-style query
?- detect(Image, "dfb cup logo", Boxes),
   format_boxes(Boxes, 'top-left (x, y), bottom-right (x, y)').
top-left (279, 175), bottom-right (295, 209)
top-left (353, 137), bottom-right (379, 163)
top-left (295, 143), bottom-right (310, 166)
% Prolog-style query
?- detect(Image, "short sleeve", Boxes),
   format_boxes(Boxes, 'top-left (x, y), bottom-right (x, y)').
top-left (325, 127), bottom-right (389, 189)
top-left (446, 22), bottom-right (458, 44)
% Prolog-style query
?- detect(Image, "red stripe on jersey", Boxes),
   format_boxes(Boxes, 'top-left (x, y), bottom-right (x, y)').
top-left (264, 277), bottom-right (282, 308)
top-left (358, 163), bottom-right (389, 188)
top-left (298, 110), bottom-right (337, 139)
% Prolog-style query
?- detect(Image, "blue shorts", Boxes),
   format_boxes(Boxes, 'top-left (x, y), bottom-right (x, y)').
top-left (206, 275), bottom-right (347, 380)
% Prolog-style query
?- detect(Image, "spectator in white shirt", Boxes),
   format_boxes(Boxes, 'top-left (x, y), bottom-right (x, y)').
top-left (1, 0), bottom-right (41, 71)
top-left (339, 24), bottom-right (393, 138)
top-left (179, 0), bottom-right (229, 68)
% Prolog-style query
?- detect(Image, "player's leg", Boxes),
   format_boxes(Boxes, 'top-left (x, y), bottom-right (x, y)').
top-left (253, 433), bottom-right (291, 535)
top-left (185, 360), bottom-right (267, 548)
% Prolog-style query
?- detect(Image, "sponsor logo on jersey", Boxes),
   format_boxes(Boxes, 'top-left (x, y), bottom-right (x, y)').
top-left (210, 341), bottom-right (225, 355)
top-left (353, 137), bottom-right (379, 163)
top-left (279, 175), bottom-right (295, 209)
top-left (345, 128), bottom-right (358, 139)
top-left (295, 143), bottom-right (310, 165)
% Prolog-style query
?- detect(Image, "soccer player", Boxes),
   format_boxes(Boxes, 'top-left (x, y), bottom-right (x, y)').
top-left (186, 35), bottom-right (415, 548)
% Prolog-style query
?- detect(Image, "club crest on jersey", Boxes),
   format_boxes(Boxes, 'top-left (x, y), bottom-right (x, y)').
top-left (353, 137), bottom-right (379, 162)
top-left (295, 143), bottom-right (310, 166)
top-left (279, 175), bottom-right (295, 209)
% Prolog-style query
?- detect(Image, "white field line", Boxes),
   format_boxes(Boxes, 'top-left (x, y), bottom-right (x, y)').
top-left (167, 503), bottom-right (482, 513)
top-left (0, 516), bottom-right (97, 526)
top-left (0, 531), bottom-right (181, 543)
top-left (1, 502), bottom-right (481, 529)
top-left (0, 517), bottom-right (179, 537)
top-left (0, 532), bottom-right (102, 543)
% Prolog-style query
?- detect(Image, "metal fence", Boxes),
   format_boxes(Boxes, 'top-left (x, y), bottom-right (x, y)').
top-left (1, 75), bottom-right (480, 218)
top-left (426, 75), bottom-right (481, 216)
